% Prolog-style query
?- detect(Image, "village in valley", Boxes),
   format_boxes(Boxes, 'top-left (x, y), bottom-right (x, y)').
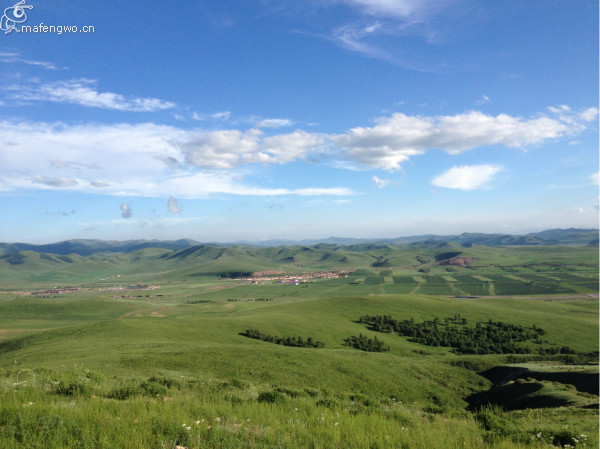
top-left (240, 270), bottom-right (353, 285)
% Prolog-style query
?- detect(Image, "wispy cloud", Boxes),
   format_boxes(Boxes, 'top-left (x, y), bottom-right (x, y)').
top-left (5, 79), bottom-right (175, 112)
top-left (306, 0), bottom-right (465, 68)
top-left (331, 22), bottom-right (397, 63)
top-left (343, 0), bottom-right (454, 18)
top-left (431, 164), bottom-right (502, 190)
top-left (475, 94), bottom-right (490, 105)
top-left (373, 175), bottom-right (391, 188)
top-left (32, 175), bottom-right (78, 188)
top-left (254, 118), bottom-right (293, 128)
top-left (0, 52), bottom-right (58, 70)
top-left (192, 111), bottom-right (231, 121)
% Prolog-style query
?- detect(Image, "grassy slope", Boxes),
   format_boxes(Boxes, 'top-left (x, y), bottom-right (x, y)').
top-left (0, 244), bottom-right (597, 448)
top-left (0, 290), bottom-right (597, 448)
top-left (1, 291), bottom-right (597, 396)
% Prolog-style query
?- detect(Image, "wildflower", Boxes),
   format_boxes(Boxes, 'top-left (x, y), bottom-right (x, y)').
top-left (294, 408), bottom-right (299, 411)
top-left (194, 420), bottom-right (200, 425)
top-left (246, 419), bottom-right (250, 422)
top-left (334, 422), bottom-right (339, 426)
top-left (185, 426), bottom-right (191, 431)
top-left (214, 417), bottom-right (221, 422)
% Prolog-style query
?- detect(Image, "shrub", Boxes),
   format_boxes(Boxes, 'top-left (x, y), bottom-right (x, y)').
top-left (257, 390), bottom-right (286, 404)
top-left (53, 381), bottom-right (90, 397)
top-left (553, 430), bottom-right (581, 447)
top-left (316, 398), bottom-right (340, 409)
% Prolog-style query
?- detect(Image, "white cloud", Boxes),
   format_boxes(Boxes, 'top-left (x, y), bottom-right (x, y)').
top-left (32, 175), bottom-right (78, 187)
top-left (475, 94), bottom-right (490, 105)
top-left (0, 106), bottom-right (594, 197)
top-left (431, 164), bottom-right (502, 190)
top-left (591, 172), bottom-right (599, 186)
top-left (344, 0), bottom-right (454, 18)
top-left (254, 118), bottom-right (293, 128)
top-left (262, 130), bottom-right (327, 164)
top-left (181, 129), bottom-right (263, 169)
top-left (5, 79), bottom-right (175, 112)
top-left (335, 110), bottom-right (583, 170)
top-left (303, 0), bottom-right (463, 68)
top-left (0, 52), bottom-right (58, 69)
top-left (578, 107), bottom-right (599, 122)
top-left (91, 180), bottom-right (109, 188)
top-left (373, 176), bottom-right (391, 188)
top-left (331, 23), bottom-right (398, 64)
top-left (192, 111), bottom-right (231, 121)
top-left (0, 121), bottom-right (350, 198)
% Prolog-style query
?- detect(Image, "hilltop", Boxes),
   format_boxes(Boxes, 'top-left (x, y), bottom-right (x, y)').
top-left (0, 228), bottom-right (597, 257)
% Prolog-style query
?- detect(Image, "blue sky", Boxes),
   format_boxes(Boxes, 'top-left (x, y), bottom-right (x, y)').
top-left (0, 0), bottom-right (598, 243)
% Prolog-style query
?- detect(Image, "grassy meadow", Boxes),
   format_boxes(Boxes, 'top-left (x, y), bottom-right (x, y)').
top-left (0, 242), bottom-right (598, 448)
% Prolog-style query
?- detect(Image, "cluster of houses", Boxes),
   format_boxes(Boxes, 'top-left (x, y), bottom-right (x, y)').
top-left (241, 270), bottom-right (353, 285)
top-left (100, 284), bottom-right (160, 292)
top-left (30, 287), bottom-right (80, 295)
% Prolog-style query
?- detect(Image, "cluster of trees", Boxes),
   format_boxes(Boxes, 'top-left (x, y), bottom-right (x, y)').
top-left (343, 333), bottom-right (390, 352)
top-left (227, 297), bottom-right (273, 302)
top-left (357, 314), bottom-right (552, 355)
top-left (537, 346), bottom-right (576, 355)
top-left (242, 329), bottom-right (324, 348)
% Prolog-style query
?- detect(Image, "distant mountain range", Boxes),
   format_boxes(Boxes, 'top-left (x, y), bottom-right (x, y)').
top-left (0, 228), bottom-right (597, 256)
top-left (0, 238), bottom-right (200, 257)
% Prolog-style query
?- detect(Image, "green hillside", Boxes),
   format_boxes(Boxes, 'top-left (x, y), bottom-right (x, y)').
top-left (0, 242), bottom-right (597, 448)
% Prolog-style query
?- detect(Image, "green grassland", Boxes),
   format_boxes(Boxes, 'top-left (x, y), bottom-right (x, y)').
top-left (0, 242), bottom-right (598, 448)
